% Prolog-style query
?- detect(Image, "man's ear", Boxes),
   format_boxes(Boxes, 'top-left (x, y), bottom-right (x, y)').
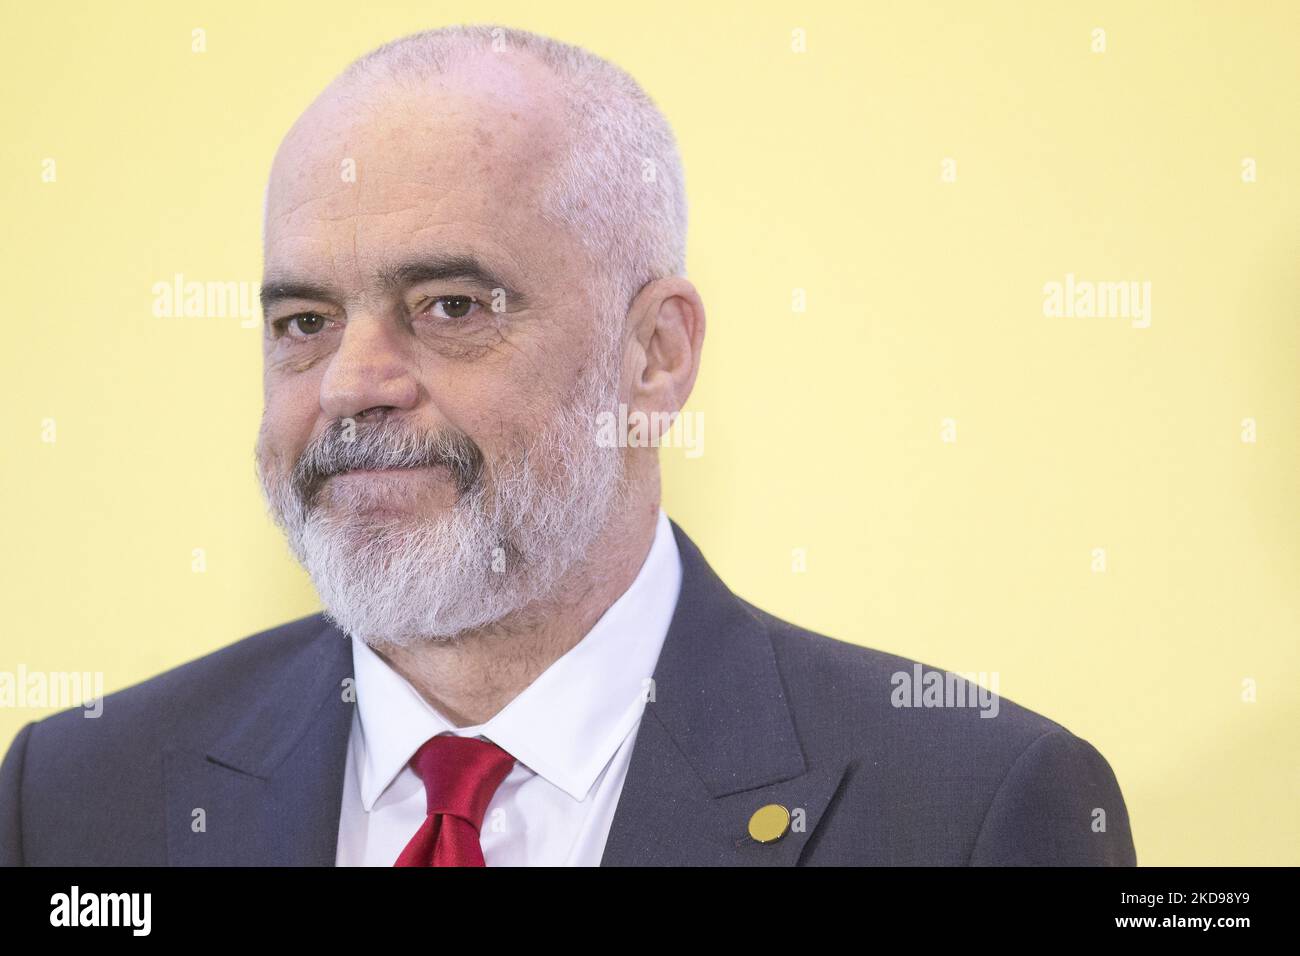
top-left (625, 276), bottom-right (706, 419)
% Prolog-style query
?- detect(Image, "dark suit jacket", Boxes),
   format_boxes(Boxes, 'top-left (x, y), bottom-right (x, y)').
top-left (0, 520), bottom-right (1136, 865)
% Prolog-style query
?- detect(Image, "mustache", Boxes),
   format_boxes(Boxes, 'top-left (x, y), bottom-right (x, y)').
top-left (289, 417), bottom-right (485, 512)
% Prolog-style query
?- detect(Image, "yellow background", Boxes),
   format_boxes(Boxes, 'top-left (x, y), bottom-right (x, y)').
top-left (1, 0), bottom-right (1296, 865)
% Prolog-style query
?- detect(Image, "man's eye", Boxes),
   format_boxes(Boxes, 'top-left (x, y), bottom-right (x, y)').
top-left (273, 313), bottom-right (330, 338)
top-left (428, 295), bottom-right (480, 320)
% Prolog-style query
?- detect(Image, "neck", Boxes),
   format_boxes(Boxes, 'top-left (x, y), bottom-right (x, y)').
top-left (371, 498), bottom-right (661, 726)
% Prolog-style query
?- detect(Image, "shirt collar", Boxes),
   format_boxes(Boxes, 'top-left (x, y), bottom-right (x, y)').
top-left (350, 506), bottom-right (683, 808)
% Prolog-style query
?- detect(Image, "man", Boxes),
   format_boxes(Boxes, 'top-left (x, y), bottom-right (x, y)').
top-left (0, 24), bottom-right (1135, 866)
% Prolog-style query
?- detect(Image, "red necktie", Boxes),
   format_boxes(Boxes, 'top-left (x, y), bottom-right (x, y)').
top-left (393, 734), bottom-right (517, 867)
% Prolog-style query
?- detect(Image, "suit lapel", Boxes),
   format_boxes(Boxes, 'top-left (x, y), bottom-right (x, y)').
top-left (162, 519), bottom-right (846, 866)
top-left (601, 521), bottom-right (850, 865)
top-left (163, 618), bottom-right (354, 865)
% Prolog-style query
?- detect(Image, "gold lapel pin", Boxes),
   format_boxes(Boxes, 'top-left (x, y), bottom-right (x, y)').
top-left (748, 803), bottom-right (790, 843)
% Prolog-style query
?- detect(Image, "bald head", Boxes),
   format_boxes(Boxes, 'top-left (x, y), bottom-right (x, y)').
top-left (265, 25), bottom-right (687, 327)
top-left (264, 45), bottom-right (573, 323)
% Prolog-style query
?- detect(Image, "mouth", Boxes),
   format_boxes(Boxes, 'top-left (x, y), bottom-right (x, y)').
top-left (331, 466), bottom-right (429, 478)
top-left (324, 465), bottom-right (441, 491)
top-left (316, 464), bottom-right (456, 515)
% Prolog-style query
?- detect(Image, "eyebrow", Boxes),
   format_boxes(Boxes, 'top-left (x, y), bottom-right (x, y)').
top-left (259, 253), bottom-right (530, 312)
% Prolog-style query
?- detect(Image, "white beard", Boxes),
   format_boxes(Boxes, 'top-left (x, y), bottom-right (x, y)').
top-left (256, 345), bottom-right (628, 647)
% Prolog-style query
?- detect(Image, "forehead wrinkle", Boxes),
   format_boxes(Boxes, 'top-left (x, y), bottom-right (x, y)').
top-left (271, 165), bottom-right (512, 230)
top-left (275, 201), bottom-right (441, 225)
top-left (267, 186), bottom-right (356, 225)
top-left (405, 215), bottom-right (535, 269)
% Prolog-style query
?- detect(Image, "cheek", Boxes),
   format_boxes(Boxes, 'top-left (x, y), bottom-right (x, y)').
top-left (259, 378), bottom-right (321, 472)
top-left (436, 384), bottom-right (535, 470)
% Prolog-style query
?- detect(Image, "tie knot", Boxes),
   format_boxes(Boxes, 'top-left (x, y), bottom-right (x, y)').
top-left (409, 735), bottom-right (516, 830)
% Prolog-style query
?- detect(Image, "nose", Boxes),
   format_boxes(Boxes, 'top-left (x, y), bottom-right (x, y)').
top-left (319, 312), bottom-right (420, 421)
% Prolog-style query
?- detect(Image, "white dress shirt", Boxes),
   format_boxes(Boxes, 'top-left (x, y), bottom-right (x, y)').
top-left (334, 507), bottom-right (683, 866)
